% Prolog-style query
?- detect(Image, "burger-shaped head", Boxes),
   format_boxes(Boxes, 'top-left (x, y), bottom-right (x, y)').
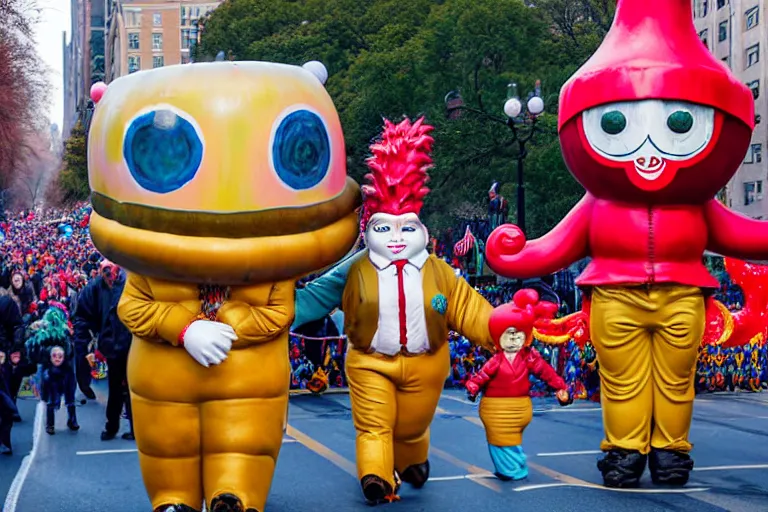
top-left (87, 61), bottom-right (361, 285)
top-left (558, 0), bottom-right (755, 204)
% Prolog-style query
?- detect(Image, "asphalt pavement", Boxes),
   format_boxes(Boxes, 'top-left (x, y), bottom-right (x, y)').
top-left (2, 383), bottom-right (768, 512)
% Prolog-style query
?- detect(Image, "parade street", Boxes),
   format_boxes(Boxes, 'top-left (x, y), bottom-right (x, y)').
top-left (3, 387), bottom-right (768, 512)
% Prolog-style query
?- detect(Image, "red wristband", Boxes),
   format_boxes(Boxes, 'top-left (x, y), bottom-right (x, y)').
top-left (178, 322), bottom-right (193, 347)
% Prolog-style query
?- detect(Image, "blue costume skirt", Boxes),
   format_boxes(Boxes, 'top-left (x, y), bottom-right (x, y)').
top-left (488, 444), bottom-right (528, 480)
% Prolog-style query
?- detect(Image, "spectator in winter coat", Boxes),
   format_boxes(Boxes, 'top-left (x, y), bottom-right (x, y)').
top-left (8, 271), bottom-right (36, 315)
top-left (73, 260), bottom-right (134, 441)
top-left (0, 293), bottom-right (31, 420)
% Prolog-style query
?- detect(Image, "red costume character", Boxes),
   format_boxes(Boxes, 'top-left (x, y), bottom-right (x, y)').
top-left (465, 290), bottom-right (570, 480)
top-left (485, 0), bottom-right (763, 489)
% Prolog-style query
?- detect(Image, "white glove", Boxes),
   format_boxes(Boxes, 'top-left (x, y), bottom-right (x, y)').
top-left (182, 320), bottom-right (237, 367)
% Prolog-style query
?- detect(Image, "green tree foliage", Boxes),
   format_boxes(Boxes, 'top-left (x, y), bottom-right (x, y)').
top-left (198, 0), bottom-right (615, 238)
top-left (56, 122), bottom-right (90, 203)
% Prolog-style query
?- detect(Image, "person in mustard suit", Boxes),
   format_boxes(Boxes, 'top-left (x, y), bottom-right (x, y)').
top-left (86, 61), bottom-right (361, 512)
top-left (295, 117), bottom-right (495, 505)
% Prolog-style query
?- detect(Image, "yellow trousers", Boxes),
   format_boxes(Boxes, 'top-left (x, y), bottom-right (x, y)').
top-left (128, 335), bottom-right (290, 511)
top-left (590, 285), bottom-right (704, 455)
top-left (345, 342), bottom-right (450, 489)
top-left (478, 396), bottom-right (533, 447)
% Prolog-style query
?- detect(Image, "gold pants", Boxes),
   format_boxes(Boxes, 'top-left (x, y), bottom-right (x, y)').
top-left (345, 342), bottom-right (450, 489)
top-left (478, 396), bottom-right (533, 446)
top-left (590, 285), bottom-right (704, 455)
top-left (128, 336), bottom-right (290, 511)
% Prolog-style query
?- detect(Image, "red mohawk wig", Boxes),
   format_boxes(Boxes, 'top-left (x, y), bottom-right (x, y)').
top-left (360, 117), bottom-right (434, 230)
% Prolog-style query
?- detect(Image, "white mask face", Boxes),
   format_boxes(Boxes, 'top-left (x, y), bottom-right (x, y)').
top-left (499, 328), bottom-right (526, 353)
top-left (365, 212), bottom-right (428, 262)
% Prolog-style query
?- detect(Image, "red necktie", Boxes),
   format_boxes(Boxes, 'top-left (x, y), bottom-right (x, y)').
top-left (393, 260), bottom-right (408, 348)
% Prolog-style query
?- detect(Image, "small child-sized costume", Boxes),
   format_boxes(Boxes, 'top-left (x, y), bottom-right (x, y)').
top-left (466, 290), bottom-right (571, 480)
top-left (25, 302), bottom-right (79, 435)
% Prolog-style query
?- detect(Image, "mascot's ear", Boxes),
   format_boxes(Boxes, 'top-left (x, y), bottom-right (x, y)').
top-left (302, 60), bottom-right (328, 85)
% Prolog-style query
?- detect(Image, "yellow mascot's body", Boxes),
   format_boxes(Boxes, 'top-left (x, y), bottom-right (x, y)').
top-left (87, 61), bottom-right (361, 512)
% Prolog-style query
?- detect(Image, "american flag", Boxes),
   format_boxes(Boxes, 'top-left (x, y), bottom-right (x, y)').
top-left (453, 226), bottom-right (476, 257)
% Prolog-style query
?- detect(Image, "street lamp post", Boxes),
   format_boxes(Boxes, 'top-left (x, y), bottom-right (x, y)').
top-left (445, 81), bottom-right (545, 235)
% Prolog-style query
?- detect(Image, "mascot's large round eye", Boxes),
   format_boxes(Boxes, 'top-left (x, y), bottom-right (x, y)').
top-left (600, 111), bottom-right (627, 135)
top-left (667, 110), bottom-right (694, 134)
top-left (123, 109), bottom-right (203, 194)
top-left (271, 109), bottom-right (331, 190)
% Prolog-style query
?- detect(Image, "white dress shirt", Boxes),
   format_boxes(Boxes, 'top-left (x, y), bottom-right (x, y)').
top-left (368, 250), bottom-right (431, 356)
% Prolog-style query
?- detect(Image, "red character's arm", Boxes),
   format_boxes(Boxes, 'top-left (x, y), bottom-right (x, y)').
top-left (485, 194), bottom-right (594, 278)
top-left (705, 199), bottom-right (768, 260)
top-left (526, 348), bottom-right (567, 391)
top-left (466, 354), bottom-right (502, 390)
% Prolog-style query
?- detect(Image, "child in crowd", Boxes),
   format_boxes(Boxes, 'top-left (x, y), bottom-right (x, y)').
top-left (466, 289), bottom-right (572, 480)
top-left (26, 301), bottom-right (79, 435)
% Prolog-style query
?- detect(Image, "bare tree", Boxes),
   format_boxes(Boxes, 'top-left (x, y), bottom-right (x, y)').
top-left (0, 0), bottom-right (51, 206)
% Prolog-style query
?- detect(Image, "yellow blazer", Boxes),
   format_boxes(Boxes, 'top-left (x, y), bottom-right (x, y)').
top-left (341, 252), bottom-right (494, 353)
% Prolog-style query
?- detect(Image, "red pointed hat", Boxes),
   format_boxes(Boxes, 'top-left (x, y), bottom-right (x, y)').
top-left (558, 0), bottom-right (754, 131)
top-left (360, 117), bottom-right (434, 230)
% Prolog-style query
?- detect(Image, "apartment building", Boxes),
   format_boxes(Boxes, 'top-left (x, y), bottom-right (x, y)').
top-left (107, 0), bottom-right (222, 79)
top-left (694, 0), bottom-right (767, 218)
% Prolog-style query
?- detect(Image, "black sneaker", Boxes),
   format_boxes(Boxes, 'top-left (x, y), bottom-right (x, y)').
top-left (101, 430), bottom-right (117, 441)
top-left (45, 426), bottom-right (55, 436)
top-left (0, 444), bottom-right (12, 455)
top-left (648, 448), bottom-right (694, 486)
top-left (597, 449), bottom-right (647, 488)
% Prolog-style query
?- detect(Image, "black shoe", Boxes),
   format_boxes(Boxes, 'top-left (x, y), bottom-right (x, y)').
top-left (101, 430), bottom-right (117, 441)
top-left (597, 449), bottom-right (647, 488)
top-left (210, 493), bottom-right (244, 512)
top-left (0, 444), bottom-right (12, 455)
top-left (82, 388), bottom-right (96, 400)
top-left (361, 474), bottom-right (399, 505)
top-left (12, 413), bottom-right (21, 422)
top-left (648, 448), bottom-right (694, 486)
top-left (121, 432), bottom-right (135, 440)
top-left (67, 406), bottom-right (79, 431)
top-left (153, 505), bottom-right (199, 512)
top-left (400, 460), bottom-right (430, 488)
top-left (46, 426), bottom-right (55, 435)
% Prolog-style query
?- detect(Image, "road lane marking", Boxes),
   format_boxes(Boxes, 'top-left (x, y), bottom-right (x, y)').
top-left (4, 401), bottom-right (44, 512)
top-left (514, 483), bottom-right (709, 494)
top-left (536, 450), bottom-right (602, 457)
top-left (429, 446), bottom-right (502, 492)
top-left (76, 438), bottom-right (299, 456)
top-left (285, 424), bottom-right (357, 478)
top-left (77, 448), bottom-right (138, 456)
top-left (694, 464), bottom-right (768, 471)
top-left (429, 474), bottom-right (497, 482)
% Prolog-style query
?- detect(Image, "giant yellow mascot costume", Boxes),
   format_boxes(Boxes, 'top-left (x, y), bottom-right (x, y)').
top-left (86, 61), bottom-right (361, 512)
top-left (296, 117), bottom-right (494, 505)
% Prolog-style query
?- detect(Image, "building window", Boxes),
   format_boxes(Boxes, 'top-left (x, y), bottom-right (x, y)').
top-left (153, 12), bottom-right (162, 26)
top-left (181, 29), bottom-right (194, 49)
top-left (153, 56), bottom-right (164, 68)
top-left (181, 6), bottom-right (188, 26)
top-left (152, 33), bottom-right (163, 51)
top-left (696, 0), bottom-right (709, 18)
top-left (699, 29), bottom-right (708, 49)
top-left (128, 33), bottom-right (139, 50)
top-left (125, 10), bottom-right (141, 27)
top-left (748, 80), bottom-right (760, 100)
top-left (717, 0), bottom-right (726, 8)
top-left (746, 6), bottom-right (759, 30)
top-left (718, 21), bottom-right (728, 42)
top-left (747, 44), bottom-right (760, 68)
top-left (744, 143), bottom-right (763, 164)
top-left (721, 56), bottom-right (730, 68)
top-left (128, 55), bottom-right (140, 73)
top-left (745, 181), bottom-right (763, 205)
